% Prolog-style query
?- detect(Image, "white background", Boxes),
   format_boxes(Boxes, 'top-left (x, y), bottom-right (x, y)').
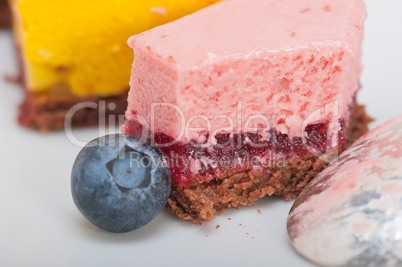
top-left (1, 1), bottom-right (401, 266)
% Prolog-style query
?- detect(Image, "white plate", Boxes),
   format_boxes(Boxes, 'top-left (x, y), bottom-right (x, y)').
top-left (1, 1), bottom-right (401, 266)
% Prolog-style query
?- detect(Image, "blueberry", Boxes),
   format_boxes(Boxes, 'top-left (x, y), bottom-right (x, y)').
top-left (71, 134), bottom-right (171, 233)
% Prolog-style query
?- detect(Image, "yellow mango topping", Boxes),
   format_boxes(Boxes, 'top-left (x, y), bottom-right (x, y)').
top-left (16, 0), bottom-right (219, 97)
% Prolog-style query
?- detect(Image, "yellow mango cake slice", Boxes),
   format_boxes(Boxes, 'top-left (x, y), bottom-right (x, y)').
top-left (10, 0), bottom-right (219, 131)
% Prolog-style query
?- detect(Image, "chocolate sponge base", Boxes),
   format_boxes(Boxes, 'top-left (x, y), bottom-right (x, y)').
top-left (0, 0), bottom-right (10, 28)
top-left (18, 88), bottom-right (128, 132)
top-left (167, 104), bottom-right (372, 224)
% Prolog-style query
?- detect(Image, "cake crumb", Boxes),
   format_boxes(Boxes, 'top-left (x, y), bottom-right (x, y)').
top-left (4, 74), bottom-right (21, 84)
top-left (257, 209), bottom-right (262, 214)
top-left (150, 7), bottom-right (167, 16)
top-left (56, 66), bottom-right (68, 74)
top-left (228, 218), bottom-right (232, 221)
top-left (216, 225), bottom-right (220, 229)
top-left (239, 224), bottom-right (242, 226)
top-left (324, 5), bottom-right (331, 12)
top-left (291, 32), bottom-right (296, 38)
top-left (205, 235), bottom-right (208, 237)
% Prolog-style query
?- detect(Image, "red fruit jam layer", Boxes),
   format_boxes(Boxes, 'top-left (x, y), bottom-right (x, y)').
top-left (123, 120), bottom-right (346, 186)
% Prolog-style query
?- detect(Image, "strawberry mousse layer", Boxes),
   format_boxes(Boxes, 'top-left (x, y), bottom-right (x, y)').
top-left (123, 0), bottom-right (369, 223)
top-left (125, 0), bottom-right (365, 141)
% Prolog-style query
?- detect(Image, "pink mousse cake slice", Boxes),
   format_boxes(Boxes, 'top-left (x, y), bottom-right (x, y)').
top-left (122, 0), bottom-right (372, 223)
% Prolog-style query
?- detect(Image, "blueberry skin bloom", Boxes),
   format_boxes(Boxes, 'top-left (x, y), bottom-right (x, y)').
top-left (71, 134), bottom-right (171, 233)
